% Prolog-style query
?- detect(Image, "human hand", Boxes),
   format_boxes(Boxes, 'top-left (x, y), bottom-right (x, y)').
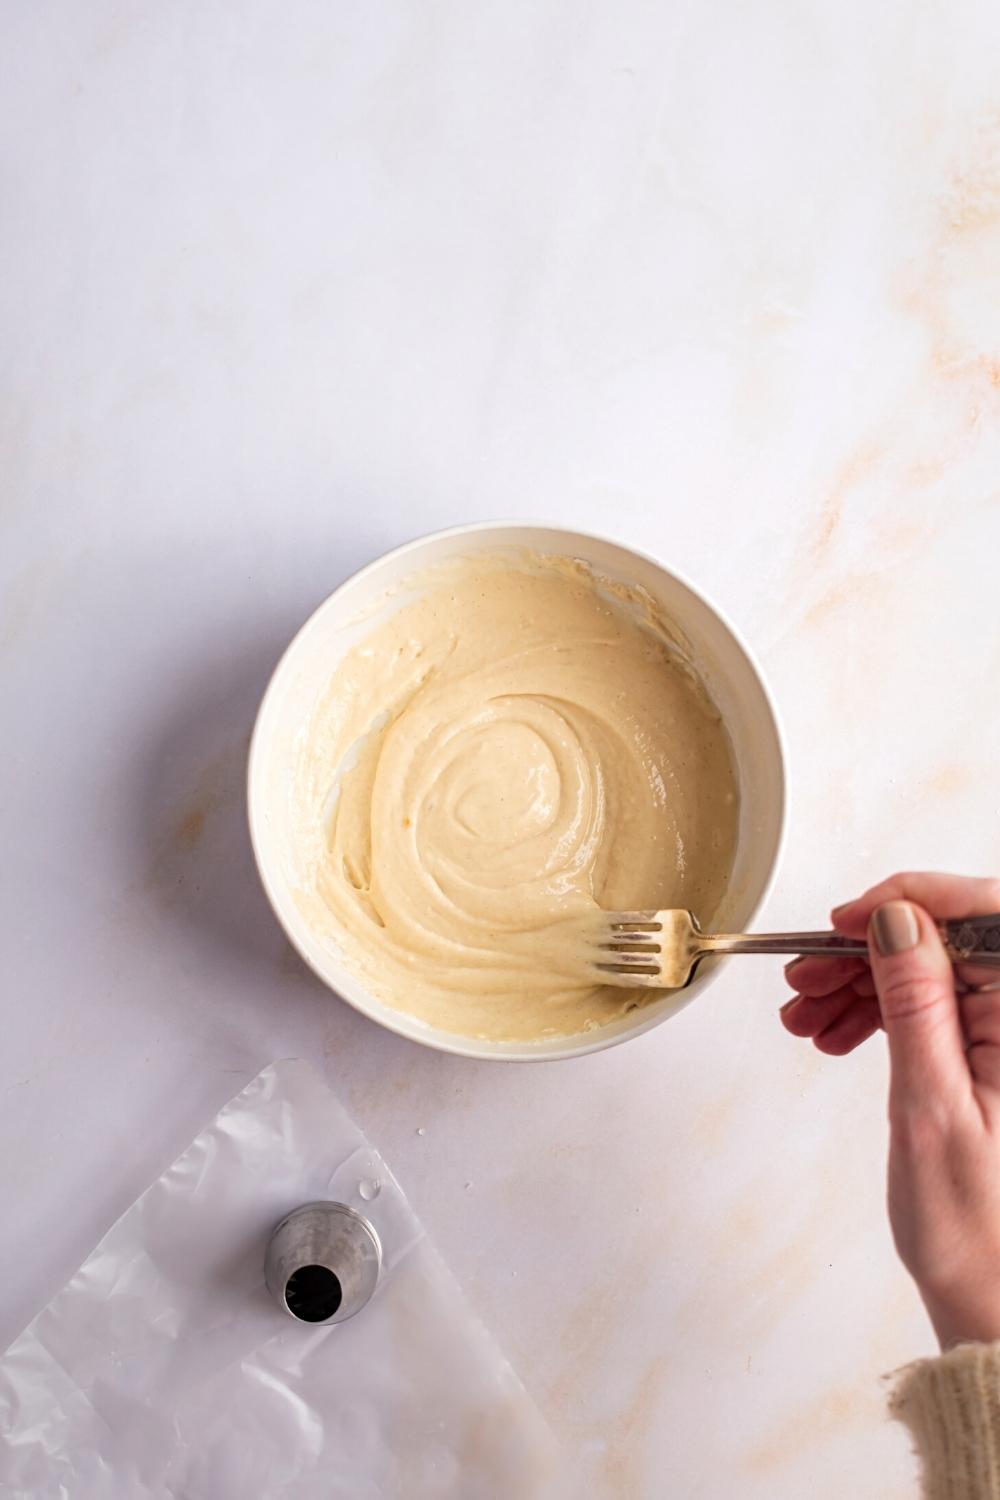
top-left (781, 873), bottom-right (1000, 1349)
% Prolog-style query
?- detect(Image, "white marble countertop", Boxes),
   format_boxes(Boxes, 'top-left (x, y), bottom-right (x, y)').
top-left (3, 4), bottom-right (1000, 1494)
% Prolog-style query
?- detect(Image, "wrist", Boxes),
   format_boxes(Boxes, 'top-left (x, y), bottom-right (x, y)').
top-left (922, 1289), bottom-right (1000, 1350)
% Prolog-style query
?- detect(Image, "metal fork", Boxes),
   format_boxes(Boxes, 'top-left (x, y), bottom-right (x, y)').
top-left (591, 909), bottom-right (1000, 989)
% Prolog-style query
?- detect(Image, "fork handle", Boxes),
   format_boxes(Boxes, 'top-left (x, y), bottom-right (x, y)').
top-left (703, 914), bottom-right (1000, 966)
top-left (703, 930), bottom-right (868, 958)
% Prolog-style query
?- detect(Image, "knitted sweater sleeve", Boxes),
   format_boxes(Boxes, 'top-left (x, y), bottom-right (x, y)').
top-left (891, 1344), bottom-right (1000, 1499)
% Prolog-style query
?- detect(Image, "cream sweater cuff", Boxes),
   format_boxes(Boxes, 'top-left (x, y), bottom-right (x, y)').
top-left (891, 1343), bottom-right (1000, 1500)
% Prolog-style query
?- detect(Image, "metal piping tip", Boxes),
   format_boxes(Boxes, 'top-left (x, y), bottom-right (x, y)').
top-left (265, 1201), bottom-right (381, 1325)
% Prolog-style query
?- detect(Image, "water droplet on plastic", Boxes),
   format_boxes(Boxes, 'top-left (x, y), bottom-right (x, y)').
top-left (358, 1177), bottom-right (380, 1201)
top-left (416, 1126), bottom-right (426, 1137)
top-left (464, 1181), bottom-right (473, 1192)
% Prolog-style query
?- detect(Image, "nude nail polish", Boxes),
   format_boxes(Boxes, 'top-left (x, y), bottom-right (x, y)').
top-left (871, 901), bottom-right (919, 956)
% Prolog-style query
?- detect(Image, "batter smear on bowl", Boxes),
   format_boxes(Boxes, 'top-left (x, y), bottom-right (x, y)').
top-left (292, 554), bottom-right (739, 1041)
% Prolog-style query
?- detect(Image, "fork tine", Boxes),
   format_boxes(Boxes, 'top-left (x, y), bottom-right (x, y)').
top-left (611, 906), bottom-right (665, 930)
top-left (593, 962), bottom-right (662, 988)
top-left (595, 948), bottom-right (661, 965)
top-left (589, 909), bottom-right (672, 987)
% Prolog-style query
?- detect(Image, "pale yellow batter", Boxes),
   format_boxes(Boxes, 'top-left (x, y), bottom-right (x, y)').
top-left (292, 554), bottom-right (739, 1041)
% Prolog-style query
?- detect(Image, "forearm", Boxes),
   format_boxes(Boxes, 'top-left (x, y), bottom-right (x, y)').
top-left (892, 1344), bottom-right (1000, 1500)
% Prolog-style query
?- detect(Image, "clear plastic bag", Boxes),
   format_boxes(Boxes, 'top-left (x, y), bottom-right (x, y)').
top-left (0, 1061), bottom-right (563, 1499)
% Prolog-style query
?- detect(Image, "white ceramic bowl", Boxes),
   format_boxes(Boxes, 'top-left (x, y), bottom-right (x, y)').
top-left (248, 523), bottom-right (786, 1061)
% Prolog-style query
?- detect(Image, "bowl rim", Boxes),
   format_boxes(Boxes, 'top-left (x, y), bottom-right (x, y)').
top-left (247, 519), bottom-right (788, 1062)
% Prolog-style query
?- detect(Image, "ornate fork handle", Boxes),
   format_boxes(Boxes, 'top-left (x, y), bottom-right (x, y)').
top-left (704, 913), bottom-right (1000, 966)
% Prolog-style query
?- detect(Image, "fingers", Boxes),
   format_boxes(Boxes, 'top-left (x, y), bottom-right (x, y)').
top-left (957, 988), bottom-right (1000, 1094)
top-left (781, 982), bottom-right (856, 1037)
top-left (831, 872), bottom-right (1000, 939)
top-left (956, 961), bottom-right (1000, 993)
top-left (783, 954), bottom-right (870, 997)
top-left (782, 982), bottom-right (881, 1053)
top-left (779, 871), bottom-right (1000, 1076)
top-left (813, 997), bottom-right (882, 1055)
top-left (781, 956), bottom-right (880, 1055)
top-left (867, 899), bottom-right (971, 1112)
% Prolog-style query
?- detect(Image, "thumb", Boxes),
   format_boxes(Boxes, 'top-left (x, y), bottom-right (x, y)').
top-left (868, 900), bottom-right (968, 1109)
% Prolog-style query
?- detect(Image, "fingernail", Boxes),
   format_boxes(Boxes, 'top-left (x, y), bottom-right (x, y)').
top-left (871, 901), bottom-right (919, 956)
top-left (831, 901), bottom-right (853, 920)
top-left (779, 996), bottom-right (800, 1015)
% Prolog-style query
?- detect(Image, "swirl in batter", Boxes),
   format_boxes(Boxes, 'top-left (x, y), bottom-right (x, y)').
top-left (292, 555), bottom-right (739, 1041)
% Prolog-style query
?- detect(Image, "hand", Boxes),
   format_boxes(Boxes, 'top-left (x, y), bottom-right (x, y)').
top-left (781, 872), bottom-right (1000, 1349)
